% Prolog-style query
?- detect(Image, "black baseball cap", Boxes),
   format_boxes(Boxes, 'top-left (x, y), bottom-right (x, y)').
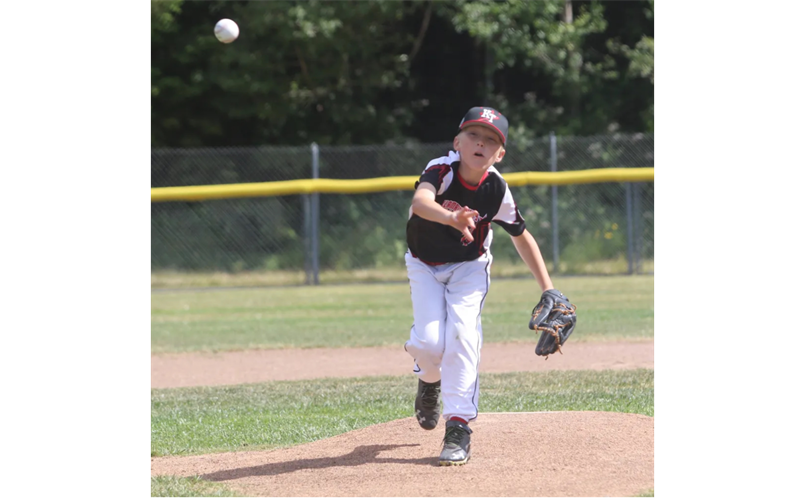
top-left (458, 107), bottom-right (508, 145)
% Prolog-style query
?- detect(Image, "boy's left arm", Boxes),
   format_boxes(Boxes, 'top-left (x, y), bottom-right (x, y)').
top-left (510, 229), bottom-right (554, 292)
top-left (512, 229), bottom-right (578, 358)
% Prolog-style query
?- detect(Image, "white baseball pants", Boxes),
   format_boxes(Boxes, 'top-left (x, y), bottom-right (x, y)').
top-left (404, 250), bottom-right (492, 423)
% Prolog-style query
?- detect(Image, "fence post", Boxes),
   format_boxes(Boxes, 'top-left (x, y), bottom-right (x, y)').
top-left (302, 194), bottom-right (311, 284)
top-left (550, 132), bottom-right (560, 273)
top-left (634, 182), bottom-right (642, 274)
top-left (311, 143), bottom-right (321, 285)
top-left (625, 183), bottom-right (634, 275)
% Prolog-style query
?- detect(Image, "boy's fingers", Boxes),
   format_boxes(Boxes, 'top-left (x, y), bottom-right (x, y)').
top-left (453, 209), bottom-right (477, 239)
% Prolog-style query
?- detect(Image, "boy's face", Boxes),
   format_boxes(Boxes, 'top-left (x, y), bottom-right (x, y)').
top-left (453, 125), bottom-right (506, 172)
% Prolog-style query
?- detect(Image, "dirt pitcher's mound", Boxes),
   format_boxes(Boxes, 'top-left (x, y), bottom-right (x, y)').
top-left (151, 411), bottom-right (654, 497)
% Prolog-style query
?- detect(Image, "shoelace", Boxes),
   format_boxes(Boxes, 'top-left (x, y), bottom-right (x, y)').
top-left (443, 425), bottom-right (467, 446)
top-left (421, 385), bottom-right (439, 406)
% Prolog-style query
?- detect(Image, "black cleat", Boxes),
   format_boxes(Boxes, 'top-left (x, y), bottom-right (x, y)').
top-left (414, 379), bottom-right (441, 430)
top-left (439, 419), bottom-right (472, 466)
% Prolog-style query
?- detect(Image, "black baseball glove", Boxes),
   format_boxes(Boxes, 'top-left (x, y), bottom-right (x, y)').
top-left (528, 289), bottom-right (577, 359)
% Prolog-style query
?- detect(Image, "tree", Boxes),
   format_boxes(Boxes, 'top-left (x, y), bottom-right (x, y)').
top-left (444, 0), bottom-right (644, 139)
top-left (606, 0), bottom-right (653, 130)
top-left (151, 0), bottom-right (429, 147)
top-left (151, 0), bottom-right (654, 147)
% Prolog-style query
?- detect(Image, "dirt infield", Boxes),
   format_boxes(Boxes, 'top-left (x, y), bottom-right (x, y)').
top-left (151, 340), bottom-right (654, 497)
top-left (151, 340), bottom-right (653, 388)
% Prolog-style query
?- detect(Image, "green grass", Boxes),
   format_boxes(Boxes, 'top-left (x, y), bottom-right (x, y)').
top-left (151, 275), bottom-right (653, 353)
top-left (151, 260), bottom-right (654, 289)
top-left (151, 275), bottom-right (653, 497)
top-left (636, 489), bottom-right (655, 497)
top-left (151, 476), bottom-right (239, 497)
top-left (151, 369), bottom-right (653, 457)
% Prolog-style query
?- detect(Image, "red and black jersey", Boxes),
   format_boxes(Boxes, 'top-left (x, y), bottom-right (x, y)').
top-left (406, 151), bottom-right (526, 264)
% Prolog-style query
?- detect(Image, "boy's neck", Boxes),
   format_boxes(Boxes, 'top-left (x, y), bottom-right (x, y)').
top-left (458, 161), bottom-right (489, 186)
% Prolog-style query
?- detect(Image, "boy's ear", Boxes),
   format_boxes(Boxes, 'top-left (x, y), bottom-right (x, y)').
top-left (453, 135), bottom-right (460, 150)
top-left (495, 148), bottom-right (506, 162)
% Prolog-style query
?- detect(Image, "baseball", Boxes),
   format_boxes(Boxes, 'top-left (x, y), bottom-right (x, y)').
top-left (214, 19), bottom-right (239, 44)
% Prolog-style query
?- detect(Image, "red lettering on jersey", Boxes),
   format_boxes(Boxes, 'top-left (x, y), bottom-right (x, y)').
top-left (442, 200), bottom-right (462, 212)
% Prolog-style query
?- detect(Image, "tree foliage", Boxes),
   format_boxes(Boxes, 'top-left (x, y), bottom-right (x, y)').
top-left (151, 0), bottom-right (653, 147)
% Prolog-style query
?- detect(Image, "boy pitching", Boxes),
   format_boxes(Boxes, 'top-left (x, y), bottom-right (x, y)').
top-left (404, 106), bottom-right (564, 465)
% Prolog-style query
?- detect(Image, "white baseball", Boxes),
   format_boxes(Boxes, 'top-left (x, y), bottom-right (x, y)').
top-left (214, 19), bottom-right (239, 44)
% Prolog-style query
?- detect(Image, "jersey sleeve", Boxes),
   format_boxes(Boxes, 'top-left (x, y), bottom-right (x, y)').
top-left (414, 164), bottom-right (453, 195)
top-left (492, 184), bottom-right (526, 236)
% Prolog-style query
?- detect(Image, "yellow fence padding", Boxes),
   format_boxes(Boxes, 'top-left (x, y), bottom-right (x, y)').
top-left (151, 167), bottom-right (653, 202)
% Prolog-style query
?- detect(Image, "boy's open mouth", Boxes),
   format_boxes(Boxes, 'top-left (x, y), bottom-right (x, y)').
top-left (473, 152), bottom-right (484, 157)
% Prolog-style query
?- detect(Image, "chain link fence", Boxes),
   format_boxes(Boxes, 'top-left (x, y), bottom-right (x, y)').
top-left (152, 134), bottom-right (653, 286)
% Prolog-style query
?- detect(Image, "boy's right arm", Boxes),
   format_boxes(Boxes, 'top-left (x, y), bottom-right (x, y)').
top-left (412, 182), bottom-right (479, 242)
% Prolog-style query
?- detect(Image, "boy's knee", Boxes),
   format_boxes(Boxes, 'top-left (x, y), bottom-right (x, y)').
top-left (408, 337), bottom-right (441, 357)
top-left (410, 325), bottom-right (442, 350)
top-left (407, 328), bottom-right (444, 365)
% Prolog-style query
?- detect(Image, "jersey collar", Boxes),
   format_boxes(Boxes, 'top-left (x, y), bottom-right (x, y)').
top-left (456, 169), bottom-right (489, 191)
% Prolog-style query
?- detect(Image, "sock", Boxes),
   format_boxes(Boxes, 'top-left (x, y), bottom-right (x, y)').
top-left (449, 416), bottom-right (468, 425)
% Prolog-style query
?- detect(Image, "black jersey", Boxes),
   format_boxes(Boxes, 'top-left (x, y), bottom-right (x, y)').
top-left (406, 151), bottom-right (526, 264)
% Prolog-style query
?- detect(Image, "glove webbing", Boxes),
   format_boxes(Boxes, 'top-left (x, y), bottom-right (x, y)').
top-left (535, 303), bottom-right (577, 359)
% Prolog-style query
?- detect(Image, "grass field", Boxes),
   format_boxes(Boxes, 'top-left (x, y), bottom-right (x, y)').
top-left (151, 275), bottom-right (653, 353)
top-left (151, 275), bottom-right (654, 497)
top-left (151, 260), bottom-right (655, 289)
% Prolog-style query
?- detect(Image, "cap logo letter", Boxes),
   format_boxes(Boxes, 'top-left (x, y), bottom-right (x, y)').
top-left (481, 109), bottom-right (499, 122)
